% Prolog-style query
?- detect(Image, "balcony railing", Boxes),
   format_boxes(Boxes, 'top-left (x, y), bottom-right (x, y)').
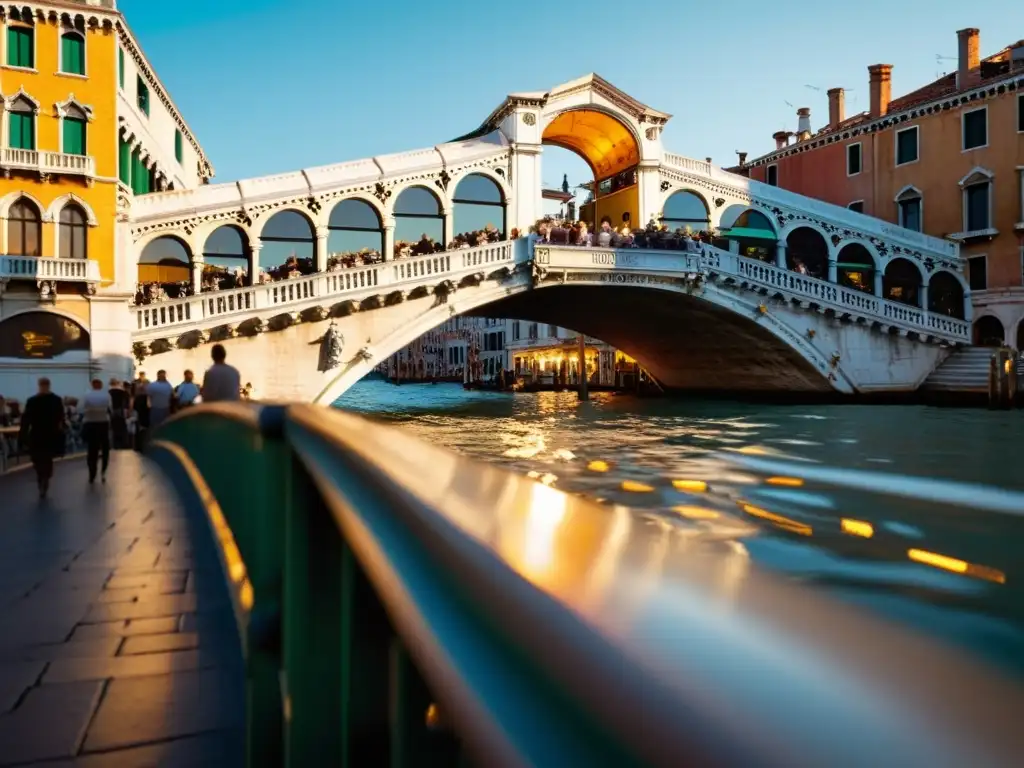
top-left (148, 403), bottom-right (1024, 767)
top-left (0, 255), bottom-right (101, 283)
top-left (0, 148), bottom-right (95, 178)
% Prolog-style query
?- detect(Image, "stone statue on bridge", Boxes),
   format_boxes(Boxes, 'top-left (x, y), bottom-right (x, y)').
top-left (318, 322), bottom-right (345, 372)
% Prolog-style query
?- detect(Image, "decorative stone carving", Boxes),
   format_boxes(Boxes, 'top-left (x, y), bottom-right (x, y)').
top-left (318, 322), bottom-right (345, 372)
top-left (435, 170), bottom-right (451, 191)
top-left (373, 183), bottom-right (392, 204)
top-left (522, 113), bottom-right (536, 126)
top-left (660, 180), bottom-right (671, 192)
top-left (714, 197), bottom-right (725, 208)
top-left (645, 127), bottom-right (659, 141)
top-left (37, 281), bottom-right (55, 302)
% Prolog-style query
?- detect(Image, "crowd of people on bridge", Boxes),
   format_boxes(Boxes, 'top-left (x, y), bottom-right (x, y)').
top-left (9, 345), bottom-right (246, 499)
top-left (532, 215), bottom-right (716, 252)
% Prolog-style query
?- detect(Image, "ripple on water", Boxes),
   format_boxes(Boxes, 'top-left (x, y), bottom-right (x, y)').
top-left (336, 381), bottom-right (1024, 679)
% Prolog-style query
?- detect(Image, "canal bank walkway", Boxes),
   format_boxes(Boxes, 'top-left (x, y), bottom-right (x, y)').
top-left (0, 453), bottom-right (245, 767)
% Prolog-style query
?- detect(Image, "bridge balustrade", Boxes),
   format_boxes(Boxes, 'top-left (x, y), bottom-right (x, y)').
top-left (147, 403), bottom-right (1024, 767)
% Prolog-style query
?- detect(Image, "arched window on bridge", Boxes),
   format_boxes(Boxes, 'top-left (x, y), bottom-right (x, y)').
top-left (785, 227), bottom-right (829, 280)
top-left (327, 199), bottom-right (383, 266)
top-left (8, 197), bottom-right (42, 257)
top-left (138, 236), bottom-right (191, 297)
top-left (259, 210), bottom-right (315, 279)
top-left (452, 174), bottom-right (505, 244)
top-left (202, 225), bottom-right (250, 290)
top-left (723, 209), bottom-right (776, 263)
top-left (928, 271), bottom-right (966, 320)
top-left (394, 186), bottom-right (444, 256)
top-left (836, 243), bottom-right (875, 294)
top-left (58, 203), bottom-right (88, 260)
top-left (661, 190), bottom-right (710, 234)
top-left (973, 315), bottom-right (1005, 347)
top-left (883, 258), bottom-right (922, 307)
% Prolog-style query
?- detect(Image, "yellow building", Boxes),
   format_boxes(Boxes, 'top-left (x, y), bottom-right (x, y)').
top-left (0, 1), bottom-right (211, 402)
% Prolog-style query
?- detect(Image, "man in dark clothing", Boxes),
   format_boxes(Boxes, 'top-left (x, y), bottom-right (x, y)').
top-left (19, 377), bottom-right (66, 499)
top-left (108, 379), bottom-right (129, 449)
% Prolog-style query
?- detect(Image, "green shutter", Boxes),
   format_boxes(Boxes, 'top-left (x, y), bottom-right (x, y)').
top-left (175, 130), bottom-right (183, 163)
top-left (137, 76), bottom-right (149, 116)
top-left (63, 118), bottom-right (86, 155)
top-left (7, 27), bottom-right (33, 68)
top-left (9, 113), bottom-right (33, 150)
top-left (118, 47), bottom-right (124, 88)
top-left (61, 34), bottom-right (84, 75)
top-left (131, 147), bottom-right (142, 194)
top-left (118, 137), bottom-right (131, 184)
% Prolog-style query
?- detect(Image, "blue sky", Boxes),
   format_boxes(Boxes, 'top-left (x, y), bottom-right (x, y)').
top-left (123, 0), bottom-right (1023, 212)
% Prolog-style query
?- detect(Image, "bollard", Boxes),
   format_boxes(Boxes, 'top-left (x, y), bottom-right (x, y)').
top-left (988, 347), bottom-right (1017, 409)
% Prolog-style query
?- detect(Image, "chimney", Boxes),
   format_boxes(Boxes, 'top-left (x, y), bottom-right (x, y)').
top-left (796, 108), bottom-right (812, 140)
top-left (868, 64), bottom-right (893, 118)
top-left (827, 87), bottom-right (845, 128)
top-left (737, 151), bottom-right (748, 167)
top-left (957, 28), bottom-right (981, 87)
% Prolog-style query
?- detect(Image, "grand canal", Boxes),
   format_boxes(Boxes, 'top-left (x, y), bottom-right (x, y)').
top-left (337, 380), bottom-right (1024, 679)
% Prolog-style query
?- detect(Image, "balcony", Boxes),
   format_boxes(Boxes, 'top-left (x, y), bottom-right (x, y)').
top-left (0, 255), bottom-right (101, 286)
top-left (0, 149), bottom-right (95, 180)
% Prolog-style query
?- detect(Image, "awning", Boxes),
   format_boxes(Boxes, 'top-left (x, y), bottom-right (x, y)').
top-left (721, 227), bottom-right (777, 241)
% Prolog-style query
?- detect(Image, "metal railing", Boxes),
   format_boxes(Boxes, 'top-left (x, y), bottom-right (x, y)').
top-left (148, 403), bottom-right (1024, 768)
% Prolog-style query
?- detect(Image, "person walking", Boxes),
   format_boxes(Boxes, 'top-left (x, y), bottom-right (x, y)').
top-left (108, 379), bottom-right (129, 449)
top-left (81, 378), bottom-right (111, 484)
top-left (19, 377), bottom-right (66, 499)
top-left (201, 344), bottom-right (240, 403)
top-left (174, 370), bottom-right (200, 408)
top-left (148, 370), bottom-right (174, 428)
top-left (132, 372), bottom-right (150, 451)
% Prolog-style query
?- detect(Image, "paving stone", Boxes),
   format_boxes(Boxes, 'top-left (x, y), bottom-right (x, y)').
top-left (0, 661), bottom-right (46, 712)
top-left (66, 731), bottom-right (246, 767)
top-left (82, 669), bottom-right (245, 753)
top-left (105, 572), bottom-right (188, 592)
top-left (69, 616), bottom-right (182, 641)
top-left (0, 680), bottom-right (103, 765)
top-left (44, 650), bottom-right (217, 684)
top-left (0, 637), bottom-right (121, 662)
top-left (94, 589), bottom-right (140, 604)
top-left (82, 594), bottom-right (202, 623)
top-left (120, 632), bottom-right (200, 656)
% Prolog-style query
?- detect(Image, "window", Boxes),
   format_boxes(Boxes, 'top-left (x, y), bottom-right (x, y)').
top-left (6, 25), bottom-right (33, 68)
top-left (118, 136), bottom-right (131, 185)
top-left (962, 172), bottom-right (992, 232)
top-left (137, 75), bottom-right (150, 116)
top-left (60, 32), bottom-right (85, 75)
top-left (847, 143), bottom-right (862, 175)
top-left (8, 198), bottom-right (41, 256)
top-left (118, 48), bottom-right (125, 88)
top-left (8, 96), bottom-right (35, 150)
top-left (895, 127), bottom-right (919, 165)
top-left (61, 103), bottom-right (87, 155)
top-left (175, 129), bottom-right (183, 163)
top-left (766, 164), bottom-right (778, 186)
top-left (848, 201), bottom-right (864, 213)
top-left (59, 204), bottom-right (88, 260)
top-left (962, 107), bottom-right (987, 151)
top-left (967, 255), bottom-right (987, 291)
top-left (896, 188), bottom-right (922, 232)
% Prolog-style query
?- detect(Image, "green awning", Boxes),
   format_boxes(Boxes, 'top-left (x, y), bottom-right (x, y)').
top-left (721, 227), bottom-right (777, 241)
top-left (836, 262), bottom-right (874, 269)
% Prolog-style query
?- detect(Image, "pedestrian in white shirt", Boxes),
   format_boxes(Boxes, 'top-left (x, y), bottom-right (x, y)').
top-left (175, 370), bottom-right (200, 408)
top-left (147, 370), bottom-right (174, 428)
top-left (80, 378), bottom-right (111, 484)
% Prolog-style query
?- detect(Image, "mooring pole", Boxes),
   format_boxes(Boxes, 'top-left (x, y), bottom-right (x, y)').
top-left (577, 334), bottom-right (589, 401)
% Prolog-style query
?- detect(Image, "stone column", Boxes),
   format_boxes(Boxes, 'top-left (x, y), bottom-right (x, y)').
top-left (248, 243), bottom-right (263, 285)
top-left (383, 220), bottom-right (395, 262)
top-left (442, 208), bottom-right (454, 248)
top-left (919, 284), bottom-right (929, 314)
top-left (828, 259), bottom-right (838, 283)
top-left (873, 269), bottom-right (884, 297)
top-left (728, 239), bottom-right (740, 254)
top-left (775, 242), bottom-right (787, 270)
top-left (964, 291), bottom-right (973, 321)
top-left (190, 258), bottom-right (204, 294)
top-left (315, 226), bottom-right (329, 272)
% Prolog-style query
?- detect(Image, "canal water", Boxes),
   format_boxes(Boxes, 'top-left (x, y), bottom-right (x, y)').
top-left (337, 380), bottom-right (1024, 679)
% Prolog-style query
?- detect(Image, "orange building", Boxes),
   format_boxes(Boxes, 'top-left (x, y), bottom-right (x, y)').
top-left (736, 28), bottom-right (1024, 348)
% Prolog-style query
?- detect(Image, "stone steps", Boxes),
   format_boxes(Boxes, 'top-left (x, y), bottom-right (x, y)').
top-left (924, 347), bottom-right (1022, 392)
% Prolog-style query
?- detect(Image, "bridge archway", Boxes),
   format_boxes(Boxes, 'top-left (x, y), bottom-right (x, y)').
top-left (883, 257), bottom-right (922, 307)
top-left (928, 271), bottom-right (966, 319)
top-left (393, 186), bottom-right (445, 254)
top-left (259, 209), bottom-right (315, 278)
top-left (786, 227), bottom-right (829, 278)
top-left (973, 315), bottom-right (1005, 347)
top-left (452, 174), bottom-right (506, 243)
top-left (202, 225), bottom-right (251, 289)
top-left (540, 107), bottom-right (641, 231)
top-left (327, 198), bottom-right (383, 265)
top-left (661, 190), bottom-right (710, 233)
top-left (138, 235), bottom-right (191, 295)
top-left (836, 243), bottom-right (876, 294)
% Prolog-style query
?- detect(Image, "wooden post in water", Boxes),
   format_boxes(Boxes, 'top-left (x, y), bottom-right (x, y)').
top-left (577, 334), bottom-right (589, 401)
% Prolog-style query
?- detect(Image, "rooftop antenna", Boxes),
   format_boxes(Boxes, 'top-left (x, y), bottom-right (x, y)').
top-left (936, 53), bottom-right (956, 78)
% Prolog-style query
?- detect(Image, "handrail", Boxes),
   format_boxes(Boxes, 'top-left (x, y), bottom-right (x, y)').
top-left (149, 404), bottom-right (1024, 767)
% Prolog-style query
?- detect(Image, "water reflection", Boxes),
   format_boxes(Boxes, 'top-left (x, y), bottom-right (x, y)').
top-left (338, 381), bottom-right (1024, 678)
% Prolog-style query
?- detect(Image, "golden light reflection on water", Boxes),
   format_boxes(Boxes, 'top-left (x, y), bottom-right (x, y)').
top-left (841, 518), bottom-right (874, 538)
top-left (672, 479), bottom-right (708, 492)
top-left (908, 548), bottom-right (1007, 584)
top-left (522, 482), bottom-right (568, 577)
top-left (673, 505), bottom-right (720, 520)
top-left (766, 476), bottom-right (805, 488)
top-left (621, 480), bottom-right (654, 493)
top-left (740, 502), bottom-right (813, 537)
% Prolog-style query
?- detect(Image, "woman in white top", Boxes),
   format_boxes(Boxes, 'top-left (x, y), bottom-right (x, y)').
top-left (80, 378), bottom-right (111, 484)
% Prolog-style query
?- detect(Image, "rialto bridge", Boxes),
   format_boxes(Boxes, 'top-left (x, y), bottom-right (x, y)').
top-left (124, 75), bottom-right (970, 403)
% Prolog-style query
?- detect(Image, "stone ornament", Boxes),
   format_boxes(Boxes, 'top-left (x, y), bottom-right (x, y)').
top-left (522, 113), bottom-right (536, 126)
top-left (318, 322), bottom-right (344, 372)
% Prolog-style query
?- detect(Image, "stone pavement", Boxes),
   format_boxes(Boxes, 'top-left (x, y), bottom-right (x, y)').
top-left (0, 452), bottom-right (245, 767)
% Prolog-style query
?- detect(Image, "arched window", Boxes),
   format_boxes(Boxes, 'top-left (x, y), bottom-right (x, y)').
top-left (973, 316), bottom-right (1004, 347)
top-left (452, 174), bottom-right (505, 240)
top-left (61, 102), bottom-right (87, 156)
top-left (785, 227), bottom-right (829, 279)
top-left (8, 198), bottom-right (41, 256)
top-left (662, 191), bottom-right (710, 233)
top-left (259, 210), bottom-right (315, 274)
top-left (836, 243), bottom-right (875, 294)
top-left (327, 199), bottom-right (383, 258)
top-left (960, 169), bottom-right (993, 233)
top-left (8, 94), bottom-right (35, 151)
top-left (928, 271), bottom-right (965, 319)
top-left (895, 187), bottom-right (922, 232)
top-left (394, 186), bottom-right (444, 250)
top-left (726, 209), bottom-right (776, 263)
top-left (139, 235), bottom-right (191, 287)
top-left (883, 258), bottom-right (922, 307)
top-left (59, 204), bottom-right (88, 260)
top-left (202, 225), bottom-right (250, 286)
top-left (60, 31), bottom-right (84, 75)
